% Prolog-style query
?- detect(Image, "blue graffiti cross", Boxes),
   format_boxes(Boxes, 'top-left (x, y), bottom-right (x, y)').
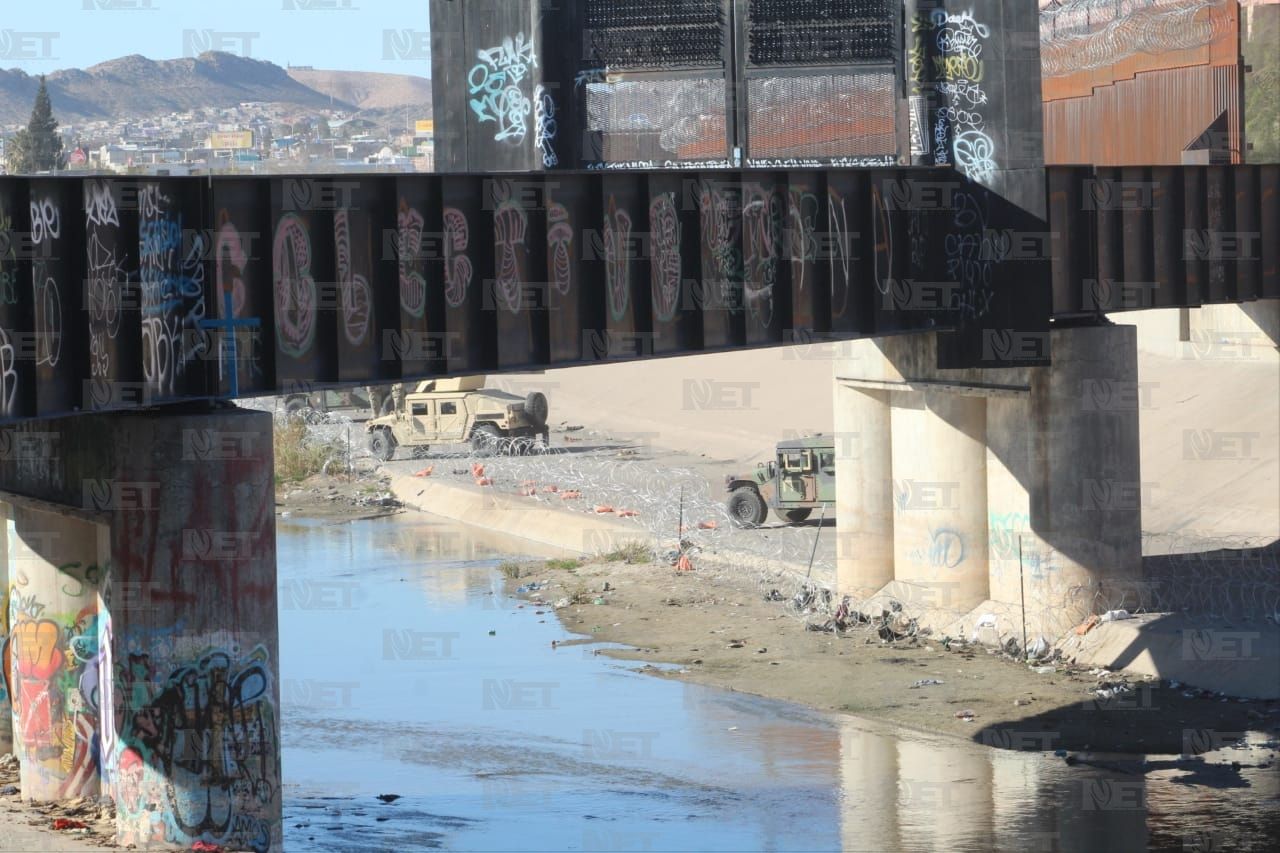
top-left (199, 290), bottom-right (260, 398)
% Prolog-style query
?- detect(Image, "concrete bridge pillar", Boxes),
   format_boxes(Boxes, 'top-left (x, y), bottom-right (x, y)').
top-left (834, 324), bottom-right (1143, 640)
top-left (833, 385), bottom-right (894, 599)
top-left (890, 391), bottom-right (990, 614)
top-left (0, 506), bottom-right (10, 756)
top-left (0, 407), bottom-right (281, 852)
top-left (4, 508), bottom-right (107, 801)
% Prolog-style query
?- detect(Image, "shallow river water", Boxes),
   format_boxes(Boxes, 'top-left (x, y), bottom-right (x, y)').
top-left (277, 515), bottom-right (1279, 852)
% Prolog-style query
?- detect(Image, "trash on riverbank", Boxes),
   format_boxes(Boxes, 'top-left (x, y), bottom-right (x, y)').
top-left (911, 678), bottom-right (945, 688)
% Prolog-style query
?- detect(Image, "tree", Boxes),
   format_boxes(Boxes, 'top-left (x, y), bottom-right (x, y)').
top-left (5, 77), bottom-right (64, 174)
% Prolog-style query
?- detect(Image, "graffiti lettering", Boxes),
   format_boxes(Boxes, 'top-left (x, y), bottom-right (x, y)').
top-left (649, 193), bottom-right (681, 324)
top-left (333, 210), bottom-right (372, 345)
top-left (273, 214), bottom-right (317, 358)
top-left (396, 203), bottom-right (427, 318)
top-left (442, 207), bottom-right (472, 309)
top-left (546, 202), bottom-right (573, 296)
top-left (603, 196), bottom-right (632, 322)
top-left (469, 33), bottom-right (538, 144)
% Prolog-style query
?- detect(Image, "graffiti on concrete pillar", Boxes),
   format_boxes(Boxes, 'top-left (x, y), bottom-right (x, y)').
top-left (272, 214), bottom-right (317, 358)
top-left (4, 567), bottom-right (105, 801)
top-left (115, 644), bottom-right (278, 853)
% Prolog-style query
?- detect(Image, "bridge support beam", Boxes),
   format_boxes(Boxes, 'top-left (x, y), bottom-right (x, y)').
top-left (834, 324), bottom-right (1143, 642)
top-left (6, 508), bottom-right (106, 801)
top-left (890, 391), bottom-right (990, 615)
top-left (833, 386), bottom-right (894, 600)
top-left (0, 407), bottom-right (281, 852)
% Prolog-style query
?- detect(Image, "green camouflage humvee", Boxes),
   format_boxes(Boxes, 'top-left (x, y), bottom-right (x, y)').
top-left (724, 435), bottom-right (835, 527)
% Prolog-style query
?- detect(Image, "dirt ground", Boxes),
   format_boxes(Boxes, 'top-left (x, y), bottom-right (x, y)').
top-left (504, 556), bottom-right (1280, 757)
top-left (0, 754), bottom-right (117, 851)
top-left (275, 471), bottom-right (405, 522)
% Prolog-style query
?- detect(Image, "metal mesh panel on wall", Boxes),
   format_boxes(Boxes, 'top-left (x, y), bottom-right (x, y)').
top-left (585, 77), bottom-right (729, 162)
top-left (747, 0), bottom-right (897, 65)
top-left (746, 72), bottom-right (897, 160)
top-left (584, 0), bottom-right (725, 68)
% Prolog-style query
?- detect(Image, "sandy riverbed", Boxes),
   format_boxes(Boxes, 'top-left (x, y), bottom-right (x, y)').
top-left (504, 556), bottom-right (1280, 756)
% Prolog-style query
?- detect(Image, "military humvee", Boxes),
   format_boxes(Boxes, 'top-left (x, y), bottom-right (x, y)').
top-left (365, 376), bottom-right (549, 461)
top-left (724, 436), bottom-right (835, 527)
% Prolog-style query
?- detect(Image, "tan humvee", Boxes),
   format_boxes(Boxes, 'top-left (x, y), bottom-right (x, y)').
top-left (364, 376), bottom-right (549, 460)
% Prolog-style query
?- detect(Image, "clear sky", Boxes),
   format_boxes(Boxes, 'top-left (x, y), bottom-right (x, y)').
top-left (1, 0), bottom-right (431, 76)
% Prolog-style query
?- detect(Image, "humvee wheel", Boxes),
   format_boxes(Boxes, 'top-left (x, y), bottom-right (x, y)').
top-left (369, 429), bottom-right (396, 462)
top-left (779, 508), bottom-right (812, 524)
top-left (471, 424), bottom-right (502, 455)
top-left (728, 487), bottom-right (768, 527)
top-left (524, 391), bottom-right (549, 426)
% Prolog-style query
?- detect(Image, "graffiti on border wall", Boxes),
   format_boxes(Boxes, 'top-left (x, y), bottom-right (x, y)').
top-left (492, 180), bottom-right (529, 315)
top-left (85, 181), bottom-right (127, 381)
top-left (742, 183), bottom-right (781, 330)
top-left (30, 197), bottom-right (63, 370)
top-left (649, 193), bottom-right (681, 323)
top-left (604, 196), bottom-right (632, 322)
top-left (946, 190), bottom-right (1003, 320)
top-left (915, 8), bottom-right (996, 182)
top-left (786, 189), bottom-right (819, 298)
top-left (534, 84), bottom-right (558, 167)
top-left (469, 33), bottom-right (539, 145)
top-left (273, 213), bottom-right (317, 358)
top-left (139, 185), bottom-right (208, 396)
top-left (0, 203), bottom-right (19, 418)
top-left (699, 183), bottom-right (740, 312)
top-left (333, 210), bottom-right (372, 346)
top-left (443, 207), bottom-right (473, 309)
top-left (547, 202), bottom-right (574, 297)
top-left (396, 201), bottom-right (428, 318)
top-left (827, 188), bottom-right (852, 319)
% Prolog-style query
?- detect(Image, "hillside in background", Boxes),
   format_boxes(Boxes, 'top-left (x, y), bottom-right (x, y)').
top-left (0, 52), bottom-right (431, 125)
top-left (287, 67), bottom-right (432, 113)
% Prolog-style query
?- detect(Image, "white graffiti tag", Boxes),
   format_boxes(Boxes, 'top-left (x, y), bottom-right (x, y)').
top-left (334, 210), bottom-right (372, 346)
top-left (931, 9), bottom-right (996, 182)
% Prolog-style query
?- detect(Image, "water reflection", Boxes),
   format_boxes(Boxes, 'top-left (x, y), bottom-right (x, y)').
top-left (278, 515), bottom-right (1280, 852)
